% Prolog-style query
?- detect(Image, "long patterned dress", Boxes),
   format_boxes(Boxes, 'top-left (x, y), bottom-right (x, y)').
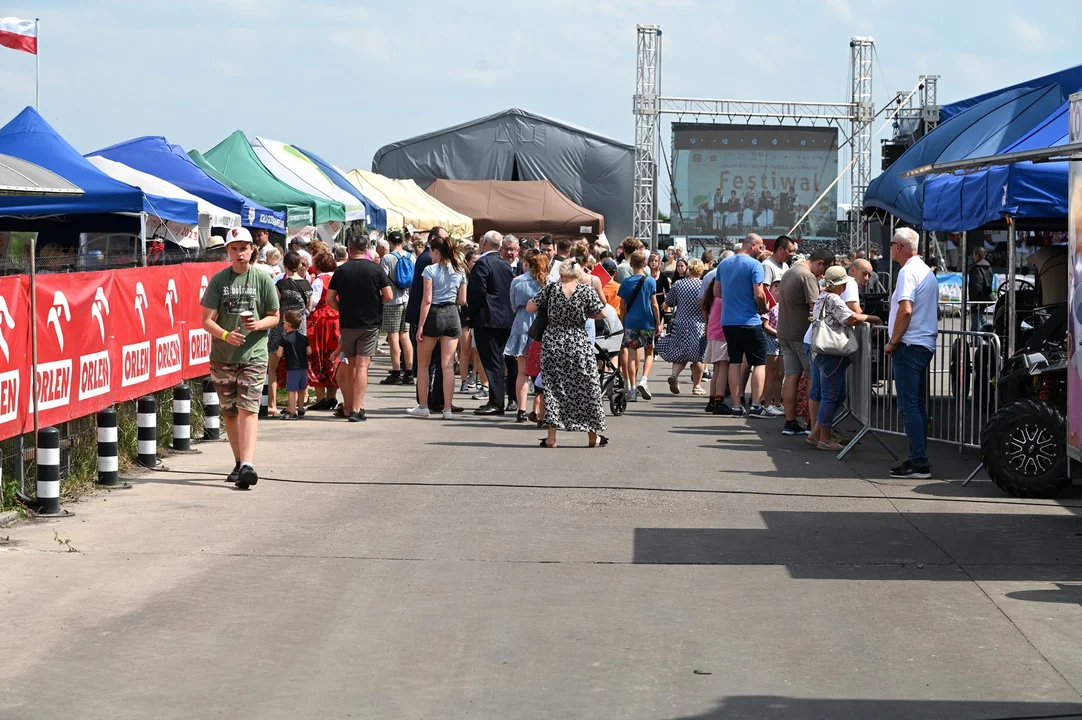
top-left (531, 282), bottom-right (606, 433)
top-left (306, 271), bottom-right (340, 388)
top-left (657, 277), bottom-right (705, 363)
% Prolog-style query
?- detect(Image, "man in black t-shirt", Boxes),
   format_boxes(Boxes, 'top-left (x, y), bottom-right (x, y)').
top-left (327, 234), bottom-right (392, 422)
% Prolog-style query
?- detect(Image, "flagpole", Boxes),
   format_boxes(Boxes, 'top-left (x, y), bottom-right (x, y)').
top-left (34, 18), bottom-right (38, 108)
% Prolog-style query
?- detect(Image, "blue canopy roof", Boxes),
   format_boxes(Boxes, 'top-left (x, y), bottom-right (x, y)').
top-left (864, 84), bottom-right (1064, 225)
top-left (922, 101), bottom-right (1069, 232)
top-left (294, 146), bottom-right (387, 231)
top-left (89, 136), bottom-right (287, 233)
top-left (0, 107), bottom-right (197, 224)
top-left (941, 64), bottom-right (1082, 121)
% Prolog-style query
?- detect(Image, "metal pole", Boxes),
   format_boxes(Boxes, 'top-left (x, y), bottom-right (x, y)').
top-left (33, 19), bottom-right (39, 109)
top-left (1007, 220), bottom-right (1016, 358)
top-left (29, 233), bottom-right (39, 438)
top-left (139, 212), bottom-right (148, 267)
top-left (960, 232), bottom-right (968, 332)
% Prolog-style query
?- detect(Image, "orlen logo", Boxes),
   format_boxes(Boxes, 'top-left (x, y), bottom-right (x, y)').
top-left (35, 292), bottom-right (72, 411)
top-left (122, 283), bottom-right (151, 387)
top-left (155, 280), bottom-right (182, 378)
top-left (0, 296), bottom-right (19, 424)
top-left (189, 275), bottom-right (211, 367)
top-left (79, 287), bottom-right (111, 401)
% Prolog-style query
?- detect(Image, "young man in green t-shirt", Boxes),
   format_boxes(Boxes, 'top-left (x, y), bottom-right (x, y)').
top-left (200, 227), bottom-right (280, 489)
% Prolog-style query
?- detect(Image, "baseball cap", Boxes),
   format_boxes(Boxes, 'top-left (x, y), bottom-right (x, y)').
top-left (601, 259), bottom-right (618, 275)
top-left (823, 265), bottom-right (849, 287)
top-left (205, 235), bottom-right (226, 249)
top-left (289, 235), bottom-right (311, 245)
top-left (224, 227), bottom-right (253, 245)
top-left (388, 230), bottom-right (404, 244)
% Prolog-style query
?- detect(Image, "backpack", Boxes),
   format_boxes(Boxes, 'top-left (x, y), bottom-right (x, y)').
top-left (392, 250), bottom-right (414, 290)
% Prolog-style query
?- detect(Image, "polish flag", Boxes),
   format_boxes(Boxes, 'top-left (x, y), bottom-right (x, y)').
top-left (0, 18), bottom-right (37, 55)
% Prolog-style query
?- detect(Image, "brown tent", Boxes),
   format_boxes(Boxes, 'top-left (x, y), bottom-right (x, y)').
top-left (425, 179), bottom-right (604, 239)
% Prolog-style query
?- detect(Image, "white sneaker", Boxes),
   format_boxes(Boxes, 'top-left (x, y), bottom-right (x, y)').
top-left (407, 405), bottom-right (430, 417)
top-left (765, 405), bottom-right (785, 418)
top-left (628, 388), bottom-right (639, 402)
top-left (442, 409), bottom-right (454, 420)
top-left (637, 379), bottom-right (652, 400)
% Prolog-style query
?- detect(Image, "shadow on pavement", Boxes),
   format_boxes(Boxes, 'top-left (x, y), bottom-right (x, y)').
top-left (633, 510), bottom-right (1082, 582)
top-left (1006, 584), bottom-right (1082, 607)
top-left (669, 695), bottom-right (1082, 719)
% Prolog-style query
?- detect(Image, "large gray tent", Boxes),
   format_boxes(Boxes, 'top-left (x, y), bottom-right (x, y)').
top-left (372, 108), bottom-right (633, 240)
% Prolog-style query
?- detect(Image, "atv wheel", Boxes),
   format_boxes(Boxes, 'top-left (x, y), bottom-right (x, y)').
top-left (982, 399), bottom-right (1070, 498)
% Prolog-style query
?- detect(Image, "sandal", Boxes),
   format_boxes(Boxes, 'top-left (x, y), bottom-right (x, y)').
top-left (588, 434), bottom-right (609, 448)
top-left (333, 404), bottom-right (347, 418)
top-left (538, 438), bottom-right (557, 448)
top-left (816, 440), bottom-right (842, 451)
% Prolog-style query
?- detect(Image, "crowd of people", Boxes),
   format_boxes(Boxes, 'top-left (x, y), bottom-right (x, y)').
top-left (199, 224), bottom-right (940, 488)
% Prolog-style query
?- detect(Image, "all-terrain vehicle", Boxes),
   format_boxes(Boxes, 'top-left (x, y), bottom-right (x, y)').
top-left (979, 246), bottom-right (1073, 498)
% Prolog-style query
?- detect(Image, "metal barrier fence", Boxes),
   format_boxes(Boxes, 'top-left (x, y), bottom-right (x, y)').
top-left (839, 324), bottom-right (1001, 480)
top-left (936, 299), bottom-right (997, 334)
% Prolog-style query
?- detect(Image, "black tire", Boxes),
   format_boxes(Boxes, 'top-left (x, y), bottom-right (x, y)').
top-left (982, 399), bottom-right (1070, 498)
top-left (610, 391), bottom-right (627, 417)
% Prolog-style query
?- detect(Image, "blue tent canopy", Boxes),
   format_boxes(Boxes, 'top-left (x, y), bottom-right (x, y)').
top-left (89, 136), bottom-right (287, 233)
top-left (0, 107), bottom-right (197, 224)
top-left (863, 84), bottom-right (1064, 225)
top-left (294, 146), bottom-right (387, 231)
top-left (922, 101), bottom-right (1069, 232)
top-left (942, 64), bottom-right (1082, 121)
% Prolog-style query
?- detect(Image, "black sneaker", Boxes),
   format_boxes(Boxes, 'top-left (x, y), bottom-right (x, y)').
top-left (713, 403), bottom-right (734, 416)
top-left (890, 461), bottom-right (931, 479)
top-left (235, 463), bottom-right (258, 490)
top-left (729, 405), bottom-right (747, 417)
top-left (226, 460), bottom-right (241, 483)
top-left (401, 371), bottom-right (415, 385)
top-left (348, 410), bottom-right (367, 422)
top-left (380, 372), bottom-right (403, 386)
top-left (704, 398), bottom-right (717, 413)
top-left (782, 420), bottom-right (807, 436)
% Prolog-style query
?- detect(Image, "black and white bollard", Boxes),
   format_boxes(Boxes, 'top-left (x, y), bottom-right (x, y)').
top-left (137, 396), bottom-right (157, 468)
top-left (173, 384), bottom-right (191, 451)
top-left (97, 407), bottom-right (119, 486)
top-left (36, 426), bottom-right (61, 515)
top-left (202, 378), bottom-right (220, 440)
top-left (259, 382), bottom-right (269, 418)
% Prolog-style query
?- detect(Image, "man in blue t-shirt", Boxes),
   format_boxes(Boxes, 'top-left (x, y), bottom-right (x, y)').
top-left (618, 250), bottom-right (660, 402)
top-left (714, 233), bottom-right (771, 418)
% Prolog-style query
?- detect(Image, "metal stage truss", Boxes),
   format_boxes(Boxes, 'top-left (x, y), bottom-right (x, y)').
top-left (632, 25), bottom-right (876, 252)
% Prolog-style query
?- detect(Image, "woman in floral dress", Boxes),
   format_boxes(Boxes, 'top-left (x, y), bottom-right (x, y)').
top-left (527, 259), bottom-right (608, 448)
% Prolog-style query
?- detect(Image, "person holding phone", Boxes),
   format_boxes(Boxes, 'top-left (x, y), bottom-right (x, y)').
top-left (201, 227), bottom-right (280, 490)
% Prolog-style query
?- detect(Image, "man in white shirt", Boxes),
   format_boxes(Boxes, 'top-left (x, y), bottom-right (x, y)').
top-left (885, 227), bottom-right (939, 479)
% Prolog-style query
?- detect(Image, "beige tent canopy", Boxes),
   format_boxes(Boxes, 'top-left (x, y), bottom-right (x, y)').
top-left (426, 179), bottom-right (604, 239)
top-left (347, 170), bottom-right (471, 239)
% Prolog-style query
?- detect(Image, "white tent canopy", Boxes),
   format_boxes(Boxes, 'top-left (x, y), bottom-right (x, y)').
top-left (85, 156), bottom-right (241, 231)
top-left (250, 136), bottom-right (368, 222)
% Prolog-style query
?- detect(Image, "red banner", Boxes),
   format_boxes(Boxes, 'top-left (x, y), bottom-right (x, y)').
top-left (0, 263), bottom-right (227, 442)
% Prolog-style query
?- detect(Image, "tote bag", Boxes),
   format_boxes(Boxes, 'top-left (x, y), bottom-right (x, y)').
top-left (809, 298), bottom-right (857, 357)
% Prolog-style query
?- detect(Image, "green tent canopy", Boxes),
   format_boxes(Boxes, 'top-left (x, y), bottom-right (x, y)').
top-left (201, 131), bottom-right (344, 226)
top-left (188, 149), bottom-right (313, 228)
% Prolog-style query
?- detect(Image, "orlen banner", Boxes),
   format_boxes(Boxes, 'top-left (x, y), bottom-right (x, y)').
top-left (0, 263), bottom-right (224, 442)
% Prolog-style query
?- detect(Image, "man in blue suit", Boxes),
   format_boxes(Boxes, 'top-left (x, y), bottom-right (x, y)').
top-left (466, 230), bottom-right (517, 416)
top-left (406, 226), bottom-right (460, 413)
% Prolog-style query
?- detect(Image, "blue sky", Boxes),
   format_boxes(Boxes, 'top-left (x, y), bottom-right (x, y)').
top-left (0, 0), bottom-right (1075, 203)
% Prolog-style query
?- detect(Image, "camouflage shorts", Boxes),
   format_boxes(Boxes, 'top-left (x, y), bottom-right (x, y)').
top-left (209, 361), bottom-right (267, 416)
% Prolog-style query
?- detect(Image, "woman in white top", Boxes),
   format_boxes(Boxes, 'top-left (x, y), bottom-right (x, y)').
top-left (408, 235), bottom-right (467, 420)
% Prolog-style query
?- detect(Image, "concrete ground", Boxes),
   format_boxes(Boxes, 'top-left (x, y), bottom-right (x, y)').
top-left (2, 359), bottom-right (1082, 720)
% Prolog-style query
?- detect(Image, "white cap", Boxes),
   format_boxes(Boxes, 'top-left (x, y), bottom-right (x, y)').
top-left (225, 227), bottom-right (253, 246)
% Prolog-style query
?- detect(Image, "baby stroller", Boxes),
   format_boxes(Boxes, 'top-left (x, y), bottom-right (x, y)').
top-left (594, 305), bottom-right (627, 416)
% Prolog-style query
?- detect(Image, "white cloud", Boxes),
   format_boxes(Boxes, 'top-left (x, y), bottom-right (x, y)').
top-left (824, 0), bottom-right (857, 25)
top-left (1010, 16), bottom-right (1045, 46)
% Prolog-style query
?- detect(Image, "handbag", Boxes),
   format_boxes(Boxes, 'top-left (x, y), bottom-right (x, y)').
top-left (809, 298), bottom-right (858, 357)
top-left (528, 285), bottom-right (549, 341)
